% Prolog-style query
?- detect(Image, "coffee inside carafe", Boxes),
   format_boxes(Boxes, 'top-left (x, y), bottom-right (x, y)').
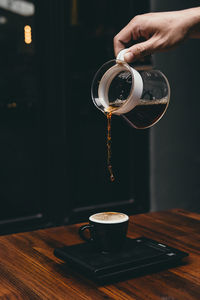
top-left (105, 68), bottom-right (169, 129)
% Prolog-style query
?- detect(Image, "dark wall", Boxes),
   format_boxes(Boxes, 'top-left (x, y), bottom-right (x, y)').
top-left (150, 0), bottom-right (200, 211)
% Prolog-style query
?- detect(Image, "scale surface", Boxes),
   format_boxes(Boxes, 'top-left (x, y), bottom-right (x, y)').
top-left (54, 237), bottom-right (188, 283)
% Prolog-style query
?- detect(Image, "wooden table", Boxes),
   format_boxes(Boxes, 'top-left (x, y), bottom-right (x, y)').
top-left (0, 209), bottom-right (199, 299)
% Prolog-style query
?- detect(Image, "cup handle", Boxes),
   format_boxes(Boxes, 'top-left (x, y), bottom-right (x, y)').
top-left (79, 224), bottom-right (94, 242)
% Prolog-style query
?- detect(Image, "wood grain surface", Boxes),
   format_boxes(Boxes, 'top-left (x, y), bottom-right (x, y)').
top-left (0, 208), bottom-right (199, 299)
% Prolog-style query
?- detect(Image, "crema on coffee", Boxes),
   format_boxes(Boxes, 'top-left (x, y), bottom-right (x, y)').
top-left (89, 212), bottom-right (129, 224)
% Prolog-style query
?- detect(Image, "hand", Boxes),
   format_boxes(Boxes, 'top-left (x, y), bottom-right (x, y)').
top-left (114, 8), bottom-right (200, 63)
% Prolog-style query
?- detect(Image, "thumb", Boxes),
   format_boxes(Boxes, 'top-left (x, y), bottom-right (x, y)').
top-left (124, 38), bottom-right (156, 63)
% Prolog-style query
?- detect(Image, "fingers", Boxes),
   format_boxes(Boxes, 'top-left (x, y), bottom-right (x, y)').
top-left (113, 16), bottom-right (153, 60)
top-left (123, 38), bottom-right (157, 62)
top-left (113, 13), bottom-right (152, 57)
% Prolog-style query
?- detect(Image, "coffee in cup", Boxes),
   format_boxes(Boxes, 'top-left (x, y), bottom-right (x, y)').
top-left (79, 212), bottom-right (129, 253)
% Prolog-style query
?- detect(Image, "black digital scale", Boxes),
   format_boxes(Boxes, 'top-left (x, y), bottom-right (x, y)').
top-left (54, 237), bottom-right (188, 283)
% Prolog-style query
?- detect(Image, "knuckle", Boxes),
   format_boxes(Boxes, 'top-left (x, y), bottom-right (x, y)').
top-left (129, 17), bottom-right (138, 27)
top-left (130, 14), bottom-right (144, 24)
top-left (131, 15), bottom-right (140, 23)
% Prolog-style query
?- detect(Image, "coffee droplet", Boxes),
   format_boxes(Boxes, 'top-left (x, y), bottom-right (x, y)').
top-left (106, 112), bottom-right (115, 182)
top-left (108, 165), bottom-right (115, 182)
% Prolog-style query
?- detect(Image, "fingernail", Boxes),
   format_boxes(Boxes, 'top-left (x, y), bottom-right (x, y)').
top-left (124, 52), bottom-right (134, 62)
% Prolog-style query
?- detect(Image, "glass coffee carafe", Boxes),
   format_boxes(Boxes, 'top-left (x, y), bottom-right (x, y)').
top-left (91, 49), bottom-right (170, 129)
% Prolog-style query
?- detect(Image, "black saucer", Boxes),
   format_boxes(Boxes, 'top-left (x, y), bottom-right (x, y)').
top-left (54, 237), bottom-right (188, 283)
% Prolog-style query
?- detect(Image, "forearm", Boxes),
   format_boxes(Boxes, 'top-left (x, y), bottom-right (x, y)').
top-left (182, 7), bottom-right (200, 38)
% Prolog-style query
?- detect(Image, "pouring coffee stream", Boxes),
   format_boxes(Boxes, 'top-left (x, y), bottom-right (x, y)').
top-left (106, 111), bottom-right (115, 182)
top-left (91, 49), bottom-right (170, 181)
